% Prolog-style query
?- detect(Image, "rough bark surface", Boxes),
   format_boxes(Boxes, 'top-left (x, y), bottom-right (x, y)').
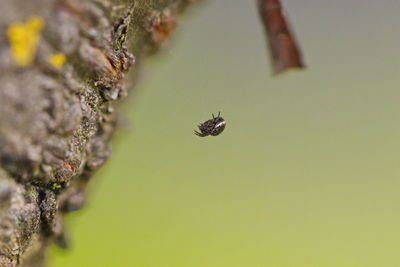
top-left (0, 0), bottom-right (193, 266)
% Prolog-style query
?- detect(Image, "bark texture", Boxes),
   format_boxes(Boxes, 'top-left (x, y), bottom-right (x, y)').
top-left (0, 0), bottom-right (193, 266)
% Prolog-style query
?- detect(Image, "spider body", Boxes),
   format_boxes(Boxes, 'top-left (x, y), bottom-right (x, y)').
top-left (194, 112), bottom-right (226, 137)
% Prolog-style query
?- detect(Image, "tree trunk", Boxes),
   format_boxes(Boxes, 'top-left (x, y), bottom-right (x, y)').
top-left (0, 0), bottom-right (193, 265)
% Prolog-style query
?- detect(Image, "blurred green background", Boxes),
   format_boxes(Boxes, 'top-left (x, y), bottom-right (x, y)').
top-left (51, 0), bottom-right (400, 266)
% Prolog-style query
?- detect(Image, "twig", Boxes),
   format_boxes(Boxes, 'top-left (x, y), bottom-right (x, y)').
top-left (257, 0), bottom-right (305, 74)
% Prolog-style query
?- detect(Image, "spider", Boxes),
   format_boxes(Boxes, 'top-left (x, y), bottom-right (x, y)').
top-left (194, 112), bottom-right (226, 137)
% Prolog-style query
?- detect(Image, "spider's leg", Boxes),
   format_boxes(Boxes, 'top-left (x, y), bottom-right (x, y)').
top-left (218, 111), bottom-right (221, 117)
top-left (194, 130), bottom-right (205, 137)
top-left (212, 113), bottom-right (215, 118)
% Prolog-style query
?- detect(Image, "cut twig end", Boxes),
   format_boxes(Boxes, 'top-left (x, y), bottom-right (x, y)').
top-left (257, 0), bottom-right (306, 75)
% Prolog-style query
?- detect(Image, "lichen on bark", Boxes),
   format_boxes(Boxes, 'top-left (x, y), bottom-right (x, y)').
top-left (0, 0), bottom-right (194, 266)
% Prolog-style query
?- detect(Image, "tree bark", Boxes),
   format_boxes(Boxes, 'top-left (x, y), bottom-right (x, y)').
top-left (0, 0), bottom-right (193, 266)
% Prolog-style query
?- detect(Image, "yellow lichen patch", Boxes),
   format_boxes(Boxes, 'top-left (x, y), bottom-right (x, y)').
top-left (51, 183), bottom-right (62, 191)
top-left (49, 53), bottom-right (66, 69)
top-left (7, 16), bottom-right (44, 67)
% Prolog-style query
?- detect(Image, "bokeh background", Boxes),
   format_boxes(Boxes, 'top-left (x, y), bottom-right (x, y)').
top-left (51, 0), bottom-right (400, 266)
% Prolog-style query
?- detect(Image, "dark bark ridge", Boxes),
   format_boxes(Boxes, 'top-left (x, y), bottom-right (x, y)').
top-left (0, 0), bottom-right (191, 266)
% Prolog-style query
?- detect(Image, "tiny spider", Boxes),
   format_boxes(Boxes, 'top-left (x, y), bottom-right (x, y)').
top-left (194, 112), bottom-right (226, 137)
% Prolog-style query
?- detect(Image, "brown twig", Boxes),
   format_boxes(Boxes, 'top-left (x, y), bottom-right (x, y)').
top-left (257, 0), bottom-right (305, 74)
